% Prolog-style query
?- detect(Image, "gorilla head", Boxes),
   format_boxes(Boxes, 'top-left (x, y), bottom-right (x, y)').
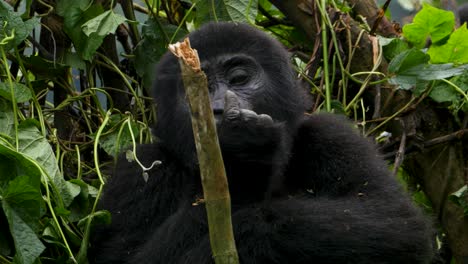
top-left (152, 23), bottom-right (304, 166)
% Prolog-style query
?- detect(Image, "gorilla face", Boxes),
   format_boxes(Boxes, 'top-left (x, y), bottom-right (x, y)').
top-left (202, 54), bottom-right (264, 122)
top-left (153, 23), bottom-right (304, 164)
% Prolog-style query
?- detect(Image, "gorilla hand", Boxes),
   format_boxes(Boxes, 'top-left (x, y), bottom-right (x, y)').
top-left (223, 90), bottom-right (274, 127)
top-left (218, 90), bottom-right (285, 161)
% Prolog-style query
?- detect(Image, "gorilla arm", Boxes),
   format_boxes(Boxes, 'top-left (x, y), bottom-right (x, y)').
top-left (133, 194), bottom-right (433, 264)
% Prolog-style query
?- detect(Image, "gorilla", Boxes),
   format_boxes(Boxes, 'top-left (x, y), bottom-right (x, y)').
top-left (460, 3), bottom-right (468, 27)
top-left (89, 22), bottom-right (434, 263)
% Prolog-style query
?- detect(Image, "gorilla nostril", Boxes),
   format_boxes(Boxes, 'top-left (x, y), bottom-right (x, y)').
top-left (213, 108), bottom-right (224, 115)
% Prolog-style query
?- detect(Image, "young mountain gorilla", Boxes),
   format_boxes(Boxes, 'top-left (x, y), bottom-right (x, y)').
top-left (90, 23), bottom-right (434, 263)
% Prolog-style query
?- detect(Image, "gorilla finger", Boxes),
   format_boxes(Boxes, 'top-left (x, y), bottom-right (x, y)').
top-left (225, 108), bottom-right (241, 121)
top-left (256, 114), bottom-right (274, 126)
top-left (224, 90), bottom-right (240, 112)
top-left (239, 109), bottom-right (258, 122)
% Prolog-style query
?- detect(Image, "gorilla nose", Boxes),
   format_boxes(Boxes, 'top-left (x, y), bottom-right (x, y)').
top-left (212, 99), bottom-right (224, 120)
top-left (213, 108), bottom-right (224, 115)
top-left (213, 108), bottom-right (224, 123)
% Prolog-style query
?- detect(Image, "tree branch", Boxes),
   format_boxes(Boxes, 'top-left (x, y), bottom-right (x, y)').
top-left (169, 38), bottom-right (239, 264)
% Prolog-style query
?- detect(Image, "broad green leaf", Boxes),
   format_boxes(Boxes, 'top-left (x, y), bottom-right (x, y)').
top-left (409, 64), bottom-right (468, 81)
top-left (452, 71), bottom-right (468, 92)
top-left (0, 2), bottom-right (39, 51)
top-left (428, 26), bottom-right (468, 64)
top-left (0, 145), bottom-right (39, 185)
top-left (429, 71), bottom-right (468, 102)
top-left (2, 203), bottom-right (45, 264)
top-left (195, 0), bottom-right (230, 26)
top-left (55, 0), bottom-right (90, 15)
top-left (0, 145), bottom-right (45, 264)
top-left (17, 120), bottom-right (80, 207)
top-left (429, 82), bottom-right (459, 103)
top-left (134, 18), bottom-right (188, 89)
top-left (56, 0), bottom-right (105, 61)
top-left (390, 63), bottom-right (467, 90)
top-left (379, 37), bottom-right (410, 61)
top-left (388, 49), bottom-right (429, 74)
top-left (63, 52), bottom-right (86, 70)
top-left (402, 4), bottom-right (454, 48)
top-left (0, 82), bottom-right (32, 103)
top-left (225, 0), bottom-right (258, 23)
top-left (0, 98), bottom-right (14, 137)
top-left (389, 49), bottom-right (467, 90)
top-left (194, 0), bottom-right (258, 27)
top-left (68, 179), bottom-right (98, 222)
top-left (82, 10), bottom-right (127, 37)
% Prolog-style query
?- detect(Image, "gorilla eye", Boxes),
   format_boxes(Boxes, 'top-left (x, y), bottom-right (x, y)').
top-left (228, 69), bottom-right (250, 85)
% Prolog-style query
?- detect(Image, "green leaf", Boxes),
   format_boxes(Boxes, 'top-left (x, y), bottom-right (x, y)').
top-left (0, 82), bottom-right (33, 103)
top-left (195, 0), bottom-right (230, 26)
top-left (429, 82), bottom-right (459, 103)
top-left (2, 203), bottom-right (45, 264)
top-left (82, 10), bottom-right (127, 37)
top-left (380, 37), bottom-right (410, 61)
top-left (428, 26), bottom-right (468, 64)
top-left (0, 2), bottom-right (39, 51)
top-left (134, 18), bottom-right (188, 89)
top-left (429, 71), bottom-right (468, 103)
top-left (402, 4), bottom-right (455, 48)
top-left (225, 0), bottom-right (258, 23)
top-left (0, 98), bottom-right (14, 138)
top-left (77, 210), bottom-right (111, 230)
top-left (390, 63), bottom-right (467, 90)
top-left (0, 145), bottom-right (46, 264)
top-left (63, 52), bottom-right (86, 70)
top-left (388, 49), bottom-right (468, 90)
top-left (68, 179), bottom-right (98, 222)
top-left (449, 185), bottom-right (468, 216)
top-left (21, 55), bottom-right (68, 80)
top-left (17, 120), bottom-right (80, 207)
top-left (410, 64), bottom-right (468, 81)
top-left (388, 49), bottom-right (429, 74)
top-left (56, 0), bottom-right (105, 61)
top-left (194, 0), bottom-right (258, 26)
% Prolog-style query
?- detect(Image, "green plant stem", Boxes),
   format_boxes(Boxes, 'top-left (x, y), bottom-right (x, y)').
top-left (76, 111), bottom-right (111, 262)
top-left (345, 37), bottom-right (383, 112)
top-left (75, 145), bottom-right (82, 180)
top-left (366, 96), bottom-right (417, 136)
top-left (126, 118), bottom-right (160, 171)
top-left (14, 47), bottom-right (47, 135)
top-left (32, 157), bottom-right (77, 263)
top-left (318, 0), bottom-right (331, 111)
top-left (169, 5), bottom-right (197, 43)
top-left (96, 54), bottom-right (151, 141)
top-left (441, 78), bottom-right (468, 102)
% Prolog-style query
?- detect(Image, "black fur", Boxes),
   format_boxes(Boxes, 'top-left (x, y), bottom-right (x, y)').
top-left (460, 3), bottom-right (468, 27)
top-left (89, 22), bottom-right (433, 263)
